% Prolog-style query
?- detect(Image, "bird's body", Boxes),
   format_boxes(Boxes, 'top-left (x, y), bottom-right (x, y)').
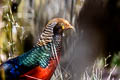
top-left (0, 18), bottom-right (74, 80)
top-left (20, 35), bottom-right (62, 80)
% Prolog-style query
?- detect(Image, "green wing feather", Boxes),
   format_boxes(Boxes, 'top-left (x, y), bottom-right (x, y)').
top-left (18, 43), bottom-right (52, 68)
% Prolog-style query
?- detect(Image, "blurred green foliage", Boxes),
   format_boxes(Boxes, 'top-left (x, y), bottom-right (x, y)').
top-left (111, 52), bottom-right (120, 67)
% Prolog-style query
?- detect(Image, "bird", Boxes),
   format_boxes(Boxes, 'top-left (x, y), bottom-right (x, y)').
top-left (0, 18), bottom-right (74, 80)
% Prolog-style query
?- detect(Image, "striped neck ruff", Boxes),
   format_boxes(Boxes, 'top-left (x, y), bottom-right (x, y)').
top-left (37, 22), bottom-right (57, 46)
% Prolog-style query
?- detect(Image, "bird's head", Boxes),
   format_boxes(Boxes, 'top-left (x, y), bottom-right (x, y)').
top-left (37, 18), bottom-right (75, 46)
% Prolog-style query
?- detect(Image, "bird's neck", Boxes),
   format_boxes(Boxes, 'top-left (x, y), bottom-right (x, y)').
top-left (37, 26), bottom-right (54, 46)
top-left (37, 31), bottom-right (62, 51)
top-left (52, 34), bottom-right (62, 55)
top-left (53, 35), bottom-right (62, 47)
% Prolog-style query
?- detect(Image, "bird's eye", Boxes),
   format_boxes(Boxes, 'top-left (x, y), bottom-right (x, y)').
top-left (61, 23), bottom-right (65, 30)
top-left (62, 25), bottom-right (64, 30)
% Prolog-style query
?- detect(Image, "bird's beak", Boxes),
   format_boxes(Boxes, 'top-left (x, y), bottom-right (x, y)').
top-left (69, 25), bottom-right (75, 31)
top-left (64, 25), bottom-right (75, 32)
top-left (62, 25), bottom-right (75, 37)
